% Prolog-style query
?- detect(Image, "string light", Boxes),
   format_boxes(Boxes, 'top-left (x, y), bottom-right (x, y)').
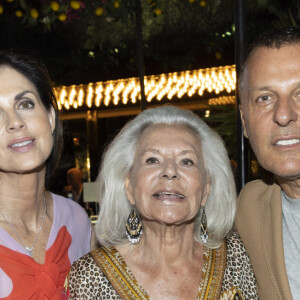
top-left (54, 65), bottom-right (236, 110)
top-left (208, 95), bottom-right (235, 105)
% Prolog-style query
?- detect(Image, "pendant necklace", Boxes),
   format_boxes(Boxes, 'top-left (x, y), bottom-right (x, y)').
top-left (0, 196), bottom-right (47, 257)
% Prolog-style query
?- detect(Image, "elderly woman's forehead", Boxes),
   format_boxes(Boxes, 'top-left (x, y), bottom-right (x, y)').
top-left (137, 123), bottom-right (202, 150)
top-left (141, 123), bottom-right (198, 135)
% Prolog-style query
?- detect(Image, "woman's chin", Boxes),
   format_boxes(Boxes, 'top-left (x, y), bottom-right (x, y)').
top-left (0, 163), bottom-right (46, 175)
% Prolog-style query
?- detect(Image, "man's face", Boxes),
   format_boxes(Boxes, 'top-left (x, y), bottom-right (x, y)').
top-left (240, 44), bottom-right (300, 180)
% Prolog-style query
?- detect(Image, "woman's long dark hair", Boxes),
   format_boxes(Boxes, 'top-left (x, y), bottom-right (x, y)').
top-left (0, 49), bottom-right (63, 187)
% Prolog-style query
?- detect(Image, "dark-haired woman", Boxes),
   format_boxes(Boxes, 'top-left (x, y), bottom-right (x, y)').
top-left (0, 49), bottom-right (94, 299)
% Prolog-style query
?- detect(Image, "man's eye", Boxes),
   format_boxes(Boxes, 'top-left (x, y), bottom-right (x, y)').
top-left (181, 159), bottom-right (194, 165)
top-left (19, 100), bottom-right (34, 109)
top-left (256, 95), bottom-right (272, 102)
top-left (146, 157), bottom-right (158, 164)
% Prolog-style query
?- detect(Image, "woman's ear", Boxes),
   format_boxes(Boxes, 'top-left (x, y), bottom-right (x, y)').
top-left (124, 175), bottom-right (136, 205)
top-left (48, 106), bottom-right (56, 134)
top-left (200, 178), bottom-right (211, 207)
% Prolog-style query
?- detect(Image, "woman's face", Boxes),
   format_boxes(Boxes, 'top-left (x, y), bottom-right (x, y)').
top-left (0, 66), bottom-right (55, 174)
top-left (125, 124), bottom-right (210, 226)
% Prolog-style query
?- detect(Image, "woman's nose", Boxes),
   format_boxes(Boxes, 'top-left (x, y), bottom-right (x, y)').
top-left (6, 112), bottom-right (26, 132)
top-left (159, 160), bottom-right (179, 180)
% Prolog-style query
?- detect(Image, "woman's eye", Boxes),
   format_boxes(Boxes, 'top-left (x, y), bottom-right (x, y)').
top-left (18, 100), bottom-right (34, 109)
top-left (181, 159), bottom-right (194, 165)
top-left (146, 157), bottom-right (158, 164)
top-left (294, 91), bottom-right (300, 98)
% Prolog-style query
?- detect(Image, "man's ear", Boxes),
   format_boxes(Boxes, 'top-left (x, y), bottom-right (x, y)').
top-left (239, 105), bottom-right (249, 139)
top-left (124, 175), bottom-right (136, 205)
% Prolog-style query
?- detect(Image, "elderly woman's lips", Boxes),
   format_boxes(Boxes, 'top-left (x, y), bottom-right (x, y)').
top-left (152, 192), bottom-right (186, 199)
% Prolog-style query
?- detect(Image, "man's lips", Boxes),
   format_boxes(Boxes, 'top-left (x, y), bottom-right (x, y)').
top-left (273, 137), bottom-right (300, 146)
top-left (152, 191), bottom-right (186, 199)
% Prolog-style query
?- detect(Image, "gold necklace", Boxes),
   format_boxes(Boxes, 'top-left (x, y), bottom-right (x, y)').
top-left (0, 197), bottom-right (47, 256)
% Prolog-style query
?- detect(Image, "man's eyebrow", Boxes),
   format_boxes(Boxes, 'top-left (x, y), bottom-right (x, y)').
top-left (248, 86), bottom-right (272, 92)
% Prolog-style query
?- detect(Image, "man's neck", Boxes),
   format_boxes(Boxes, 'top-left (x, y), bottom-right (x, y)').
top-left (276, 176), bottom-right (300, 199)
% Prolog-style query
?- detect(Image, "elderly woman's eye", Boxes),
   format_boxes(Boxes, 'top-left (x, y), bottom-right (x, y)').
top-left (146, 157), bottom-right (158, 164)
top-left (182, 158), bottom-right (194, 165)
top-left (19, 100), bottom-right (34, 109)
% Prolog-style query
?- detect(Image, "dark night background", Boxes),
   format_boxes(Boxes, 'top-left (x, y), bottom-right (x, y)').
top-left (0, 0), bottom-right (299, 191)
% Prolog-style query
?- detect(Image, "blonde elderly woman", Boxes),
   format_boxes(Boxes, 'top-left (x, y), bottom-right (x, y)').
top-left (66, 106), bottom-right (258, 299)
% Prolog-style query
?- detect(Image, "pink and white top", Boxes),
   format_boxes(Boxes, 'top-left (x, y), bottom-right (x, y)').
top-left (0, 193), bottom-right (92, 299)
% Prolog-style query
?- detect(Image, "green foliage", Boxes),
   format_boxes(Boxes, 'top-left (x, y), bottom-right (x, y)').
top-left (0, 0), bottom-right (299, 85)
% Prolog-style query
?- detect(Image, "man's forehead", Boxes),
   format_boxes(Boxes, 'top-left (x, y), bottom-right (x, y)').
top-left (242, 44), bottom-right (300, 83)
top-left (247, 43), bottom-right (300, 66)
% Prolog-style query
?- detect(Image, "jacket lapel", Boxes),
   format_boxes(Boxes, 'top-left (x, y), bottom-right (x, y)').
top-left (262, 182), bottom-right (292, 299)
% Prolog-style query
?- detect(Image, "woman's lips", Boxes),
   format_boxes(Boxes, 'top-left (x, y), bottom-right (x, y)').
top-left (8, 138), bottom-right (35, 152)
top-left (152, 191), bottom-right (186, 200)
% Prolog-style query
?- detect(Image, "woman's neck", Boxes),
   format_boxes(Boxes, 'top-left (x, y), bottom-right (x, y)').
top-left (0, 171), bottom-right (46, 221)
top-left (120, 221), bottom-right (201, 264)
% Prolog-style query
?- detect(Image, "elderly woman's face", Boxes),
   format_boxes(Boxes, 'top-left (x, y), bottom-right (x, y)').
top-left (0, 66), bottom-right (55, 174)
top-left (125, 124), bottom-right (210, 226)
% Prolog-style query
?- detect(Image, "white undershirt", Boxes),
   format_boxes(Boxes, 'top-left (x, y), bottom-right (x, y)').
top-left (282, 191), bottom-right (300, 299)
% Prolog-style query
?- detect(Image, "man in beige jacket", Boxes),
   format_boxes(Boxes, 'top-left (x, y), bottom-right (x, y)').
top-left (236, 26), bottom-right (300, 299)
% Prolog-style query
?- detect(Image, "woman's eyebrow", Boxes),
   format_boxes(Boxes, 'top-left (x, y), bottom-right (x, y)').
top-left (14, 90), bottom-right (35, 102)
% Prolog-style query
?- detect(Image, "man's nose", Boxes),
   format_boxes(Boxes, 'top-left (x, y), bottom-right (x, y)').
top-left (273, 97), bottom-right (298, 127)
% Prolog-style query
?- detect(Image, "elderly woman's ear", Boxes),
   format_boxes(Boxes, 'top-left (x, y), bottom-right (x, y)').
top-left (124, 175), bottom-right (135, 205)
top-left (201, 178), bottom-right (211, 207)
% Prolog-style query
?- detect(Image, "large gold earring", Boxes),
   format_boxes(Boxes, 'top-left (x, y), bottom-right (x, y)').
top-left (126, 208), bottom-right (143, 244)
top-left (200, 208), bottom-right (208, 244)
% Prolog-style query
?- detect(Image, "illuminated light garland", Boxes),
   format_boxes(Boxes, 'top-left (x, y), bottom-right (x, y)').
top-left (54, 65), bottom-right (236, 111)
top-left (208, 95), bottom-right (236, 106)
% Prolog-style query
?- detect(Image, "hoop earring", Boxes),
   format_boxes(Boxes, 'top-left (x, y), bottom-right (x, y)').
top-left (200, 208), bottom-right (208, 244)
top-left (126, 208), bottom-right (143, 244)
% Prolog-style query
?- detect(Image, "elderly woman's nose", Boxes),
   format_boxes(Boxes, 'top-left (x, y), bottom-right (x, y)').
top-left (160, 160), bottom-right (179, 180)
top-left (6, 111), bottom-right (26, 132)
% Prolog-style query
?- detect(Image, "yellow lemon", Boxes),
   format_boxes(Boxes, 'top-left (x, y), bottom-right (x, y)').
top-left (154, 8), bottom-right (162, 15)
top-left (30, 8), bottom-right (39, 19)
top-left (95, 7), bottom-right (104, 16)
top-left (114, 1), bottom-right (120, 8)
top-left (58, 13), bottom-right (67, 21)
top-left (189, 0), bottom-right (195, 3)
top-left (16, 10), bottom-right (23, 17)
top-left (70, 1), bottom-right (80, 10)
top-left (0, 5), bottom-right (3, 14)
top-left (50, 1), bottom-right (60, 11)
top-left (215, 52), bottom-right (222, 60)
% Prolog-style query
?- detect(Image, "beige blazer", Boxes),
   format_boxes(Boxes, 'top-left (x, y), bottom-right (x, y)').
top-left (235, 179), bottom-right (292, 300)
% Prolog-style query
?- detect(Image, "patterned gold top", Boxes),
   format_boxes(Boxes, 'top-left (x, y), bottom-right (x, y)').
top-left (67, 231), bottom-right (258, 299)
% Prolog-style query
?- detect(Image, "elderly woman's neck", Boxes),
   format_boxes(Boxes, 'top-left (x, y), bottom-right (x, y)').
top-left (121, 221), bottom-right (201, 262)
